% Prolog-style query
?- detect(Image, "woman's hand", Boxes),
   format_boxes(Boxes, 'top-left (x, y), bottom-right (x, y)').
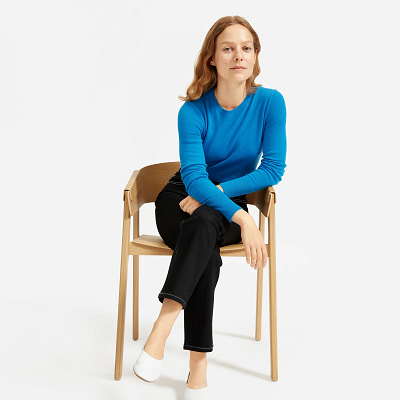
top-left (180, 183), bottom-right (223, 215)
top-left (241, 217), bottom-right (269, 270)
top-left (232, 210), bottom-right (268, 270)
top-left (179, 195), bottom-right (203, 215)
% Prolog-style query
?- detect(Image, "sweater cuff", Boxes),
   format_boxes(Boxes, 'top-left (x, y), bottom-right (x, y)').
top-left (223, 202), bottom-right (242, 223)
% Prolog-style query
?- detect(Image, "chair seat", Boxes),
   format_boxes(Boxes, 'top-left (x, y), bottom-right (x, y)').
top-left (131, 234), bottom-right (249, 257)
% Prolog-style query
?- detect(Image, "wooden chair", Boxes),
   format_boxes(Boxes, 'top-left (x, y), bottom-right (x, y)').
top-left (114, 161), bottom-right (278, 381)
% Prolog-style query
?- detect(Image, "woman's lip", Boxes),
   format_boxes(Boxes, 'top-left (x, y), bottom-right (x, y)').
top-left (231, 67), bottom-right (246, 70)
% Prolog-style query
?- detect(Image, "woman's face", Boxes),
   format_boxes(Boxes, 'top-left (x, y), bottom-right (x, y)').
top-left (210, 24), bottom-right (257, 86)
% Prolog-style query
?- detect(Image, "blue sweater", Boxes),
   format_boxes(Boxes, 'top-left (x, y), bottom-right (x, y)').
top-left (178, 86), bottom-right (287, 223)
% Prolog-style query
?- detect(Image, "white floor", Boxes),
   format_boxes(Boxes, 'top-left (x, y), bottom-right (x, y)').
top-left (2, 1), bottom-right (400, 398)
top-left (1, 246), bottom-right (398, 399)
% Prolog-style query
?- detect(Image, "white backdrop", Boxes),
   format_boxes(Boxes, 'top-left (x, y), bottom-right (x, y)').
top-left (1, 1), bottom-right (399, 399)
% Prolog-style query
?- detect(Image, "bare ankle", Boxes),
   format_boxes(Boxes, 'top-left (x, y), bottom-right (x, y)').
top-left (187, 368), bottom-right (207, 389)
top-left (152, 319), bottom-right (171, 341)
top-left (189, 352), bottom-right (208, 370)
top-left (143, 327), bottom-right (166, 360)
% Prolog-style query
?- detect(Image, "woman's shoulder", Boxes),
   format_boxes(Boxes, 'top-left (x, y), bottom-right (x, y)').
top-left (253, 86), bottom-right (284, 101)
top-left (177, 97), bottom-right (208, 130)
top-left (253, 86), bottom-right (286, 115)
top-left (178, 99), bottom-right (203, 117)
top-left (178, 89), bottom-right (210, 118)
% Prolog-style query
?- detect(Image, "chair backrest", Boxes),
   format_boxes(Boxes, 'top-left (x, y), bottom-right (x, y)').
top-left (125, 161), bottom-right (274, 218)
top-left (137, 161), bottom-right (181, 204)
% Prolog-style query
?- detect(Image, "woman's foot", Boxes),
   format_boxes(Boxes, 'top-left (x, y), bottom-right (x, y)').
top-left (187, 351), bottom-right (207, 389)
top-left (143, 320), bottom-right (168, 360)
top-left (143, 298), bottom-right (183, 360)
top-left (183, 371), bottom-right (208, 400)
top-left (187, 371), bottom-right (207, 389)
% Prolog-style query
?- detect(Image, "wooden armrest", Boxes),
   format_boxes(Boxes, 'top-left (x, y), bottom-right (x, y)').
top-left (249, 186), bottom-right (276, 218)
top-left (122, 170), bottom-right (140, 201)
top-left (266, 186), bottom-right (276, 204)
top-left (123, 170), bottom-right (143, 216)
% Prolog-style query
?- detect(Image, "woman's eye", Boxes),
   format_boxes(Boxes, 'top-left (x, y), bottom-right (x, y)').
top-left (223, 47), bottom-right (252, 51)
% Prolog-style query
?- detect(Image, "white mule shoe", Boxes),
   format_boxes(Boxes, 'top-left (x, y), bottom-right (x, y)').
top-left (133, 337), bottom-right (163, 383)
top-left (183, 372), bottom-right (209, 400)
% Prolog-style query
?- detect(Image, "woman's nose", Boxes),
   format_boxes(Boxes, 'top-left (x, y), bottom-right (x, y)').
top-left (234, 50), bottom-right (243, 60)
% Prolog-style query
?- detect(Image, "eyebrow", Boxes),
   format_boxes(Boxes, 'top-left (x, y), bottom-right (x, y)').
top-left (220, 41), bottom-right (253, 46)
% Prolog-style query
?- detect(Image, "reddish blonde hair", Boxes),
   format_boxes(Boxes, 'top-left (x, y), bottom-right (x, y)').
top-left (179, 16), bottom-right (262, 102)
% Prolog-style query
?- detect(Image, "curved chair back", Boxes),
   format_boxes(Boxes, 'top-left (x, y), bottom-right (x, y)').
top-left (124, 161), bottom-right (275, 217)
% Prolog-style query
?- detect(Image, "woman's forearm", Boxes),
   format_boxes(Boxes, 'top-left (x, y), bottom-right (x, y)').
top-left (216, 183), bottom-right (251, 226)
top-left (231, 208), bottom-right (253, 227)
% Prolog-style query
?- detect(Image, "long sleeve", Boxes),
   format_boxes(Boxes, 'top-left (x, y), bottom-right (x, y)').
top-left (219, 89), bottom-right (287, 198)
top-left (178, 102), bottom-right (242, 223)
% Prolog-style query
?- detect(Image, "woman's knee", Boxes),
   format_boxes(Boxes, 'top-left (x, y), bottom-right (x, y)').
top-left (191, 205), bottom-right (223, 224)
top-left (189, 206), bottom-right (227, 243)
top-left (155, 196), bottom-right (189, 249)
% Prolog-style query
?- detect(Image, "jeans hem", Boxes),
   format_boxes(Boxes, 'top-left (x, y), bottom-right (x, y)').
top-left (183, 343), bottom-right (214, 353)
top-left (158, 292), bottom-right (186, 309)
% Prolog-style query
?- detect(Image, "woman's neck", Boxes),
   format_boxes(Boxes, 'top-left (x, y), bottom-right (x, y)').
top-left (213, 83), bottom-right (247, 111)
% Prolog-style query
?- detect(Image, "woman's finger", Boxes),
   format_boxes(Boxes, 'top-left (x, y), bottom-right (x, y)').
top-left (255, 247), bottom-right (263, 270)
top-left (245, 245), bottom-right (250, 264)
top-left (262, 245), bottom-right (268, 268)
top-left (251, 247), bottom-right (257, 269)
top-left (179, 198), bottom-right (187, 210)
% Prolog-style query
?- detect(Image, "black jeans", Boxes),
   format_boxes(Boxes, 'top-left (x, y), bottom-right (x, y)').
top-left (155, 168), bottom-right (249, 353)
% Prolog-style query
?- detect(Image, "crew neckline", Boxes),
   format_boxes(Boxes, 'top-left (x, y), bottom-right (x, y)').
top-left (210, 87), bottom-right (251, 113)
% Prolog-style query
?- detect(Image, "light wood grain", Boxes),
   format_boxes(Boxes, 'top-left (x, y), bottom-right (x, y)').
top-left (114, 161), bottom-right (279, 382)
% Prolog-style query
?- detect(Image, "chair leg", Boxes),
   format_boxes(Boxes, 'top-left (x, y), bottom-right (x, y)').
top-left (255, 267), bottom-right (263, 340)
top-left (268, 200), bottom-right (278, 381)
top-left (132, 211), bottom-right (139, 341)
top-left (255, 212), bottom-right (265, 341)
top-left (114, 197), bottom-right (131, 380)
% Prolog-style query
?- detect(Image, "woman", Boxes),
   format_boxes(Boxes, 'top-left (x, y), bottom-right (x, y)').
top-left (133, 15), bottom-right (287, 399)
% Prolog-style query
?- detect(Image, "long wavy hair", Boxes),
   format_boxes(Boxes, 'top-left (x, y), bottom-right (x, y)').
top-left (178, 16), bottom-right (262, 102)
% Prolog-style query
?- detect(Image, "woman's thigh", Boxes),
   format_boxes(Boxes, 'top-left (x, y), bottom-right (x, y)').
top-left (155, 189), bottom-right (190, 250)
top-left (155, 185), bottom-right (248, 251)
